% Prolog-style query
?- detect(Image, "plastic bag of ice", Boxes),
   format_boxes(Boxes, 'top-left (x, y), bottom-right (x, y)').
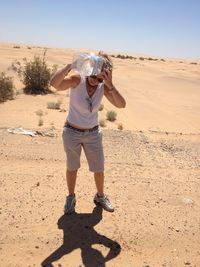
top-left (72, 53), bottom-right (104, 76)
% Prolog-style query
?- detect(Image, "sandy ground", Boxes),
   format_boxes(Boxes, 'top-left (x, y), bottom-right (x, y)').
top-left (0, 43), bottom-right (200, 267)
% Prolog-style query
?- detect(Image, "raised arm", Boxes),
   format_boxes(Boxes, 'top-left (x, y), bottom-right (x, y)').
top-left (50, 64), bottom-right (80, 91)
top-left (102, 69), bottom-right (126, 108)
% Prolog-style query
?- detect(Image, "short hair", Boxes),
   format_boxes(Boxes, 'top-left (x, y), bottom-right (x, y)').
top-left (98, 51), bottom-right (113, 71)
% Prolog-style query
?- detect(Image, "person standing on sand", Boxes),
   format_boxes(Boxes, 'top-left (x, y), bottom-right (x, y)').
top-left (50, 52), bottom-right (126, 214)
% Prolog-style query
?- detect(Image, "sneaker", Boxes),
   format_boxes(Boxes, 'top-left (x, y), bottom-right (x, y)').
top-left (64, 194), bottom-right (76, 214)
top-left (94, 194), bottom-right (114, 212)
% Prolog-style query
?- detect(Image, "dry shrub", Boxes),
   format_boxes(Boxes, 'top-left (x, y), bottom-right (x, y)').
top-left (38, 117), bottom-right (44, 126)
top-left (99, 119), bottom-right (106, 127)
top-left (35, 109), bottom-right (44, 116)
top-left (47, 99), bottom-right (62, 110)
top-left (118, 123), bottom-right (123, 130)
top-left (99, 104), bottom-right (104, 111)
top-left (0, 72), bottom-right (15, 103)
top-left (35, 109), bottom-right (44, 126)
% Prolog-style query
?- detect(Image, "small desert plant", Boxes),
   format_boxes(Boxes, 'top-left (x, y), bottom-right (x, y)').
top-left (50, 122), bottom-right (56, 130)
top-left (38, 117), bottom-right (44, 126)
top-left (13, 45), bottom-right (20, 49)
top-left (0, 72), bottom-right (15, 103)
top-left (35, 109), bottom-right (44, 117)
top-left (47, 99), bottom-right (62, 110)
top-left (99, 104), bottom-right (104, 111)
top-left (35, 109), bottom-right (44, 126)
top-left (118, 123), bottom-right (123, 130)
top-left (99, 119), bottom-right (106, 127)
top-left (106, 110), bottom-right (117, 122)
top-left (9, 50), bottom-right (55, 95)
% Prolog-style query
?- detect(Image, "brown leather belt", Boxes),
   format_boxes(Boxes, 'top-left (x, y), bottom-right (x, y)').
top-left (65, 124), bottom-right (99, 132)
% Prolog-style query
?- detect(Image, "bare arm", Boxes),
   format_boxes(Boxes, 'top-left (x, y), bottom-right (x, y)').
top-left (50, 64), bottom-right (80, 91)
top-left (102, 69), bottom-right (126, 108)
top-left (104, 85), bottom-right (126, 108)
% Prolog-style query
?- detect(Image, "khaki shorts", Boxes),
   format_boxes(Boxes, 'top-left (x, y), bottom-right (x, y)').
top-left (62, 126), bottom-right (104, 172)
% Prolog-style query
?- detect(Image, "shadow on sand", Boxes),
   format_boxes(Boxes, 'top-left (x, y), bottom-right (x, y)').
top-left (41, 206), bottom-right (121, 267)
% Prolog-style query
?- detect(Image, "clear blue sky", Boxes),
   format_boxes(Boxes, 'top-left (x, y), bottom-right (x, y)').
top-left (1, 0), bottom-right (200, 58)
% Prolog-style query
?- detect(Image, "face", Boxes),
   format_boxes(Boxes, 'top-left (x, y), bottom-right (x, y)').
top-left (88, 74), bottom-right (103, 86)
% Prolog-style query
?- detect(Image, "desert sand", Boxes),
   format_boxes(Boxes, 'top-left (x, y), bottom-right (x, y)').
top-left (0, 43), bottom-right (200, 267)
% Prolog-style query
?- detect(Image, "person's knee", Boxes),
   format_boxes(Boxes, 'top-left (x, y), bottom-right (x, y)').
top-left (67, 169), bottom-right (78, 177)
top-left (67, 169), bottom-right (78, 173)
top-left (94, 171), bottom-right (104, 176)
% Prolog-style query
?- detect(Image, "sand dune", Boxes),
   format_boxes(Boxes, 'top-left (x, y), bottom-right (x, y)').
top-left (0, 43), bottom-right (199, 134)
top-left (0, 43), bottom-right (200, 266)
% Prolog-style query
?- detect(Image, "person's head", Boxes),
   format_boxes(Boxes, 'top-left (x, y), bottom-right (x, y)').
top-left (87, 52), bottom-right (113, 86)
top-left (98, 51), bottom-right (113, 72)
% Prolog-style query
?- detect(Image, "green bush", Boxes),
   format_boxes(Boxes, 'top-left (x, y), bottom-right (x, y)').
top-left (9, 50), bottom-right (55, 95)
top-left (0, 72), bottom-right (15, 103)
top-left (106, 110), bottom-right (117, 122)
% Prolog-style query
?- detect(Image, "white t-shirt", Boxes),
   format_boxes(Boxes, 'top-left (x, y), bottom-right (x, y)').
top-left (67, 77), bottom-right (104, 128)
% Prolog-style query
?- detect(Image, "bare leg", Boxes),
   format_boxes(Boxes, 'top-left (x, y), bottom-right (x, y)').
top-left (94, 172), bottom-right (104, 196)
top-left (66, 169), bottom-right (77, 195)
